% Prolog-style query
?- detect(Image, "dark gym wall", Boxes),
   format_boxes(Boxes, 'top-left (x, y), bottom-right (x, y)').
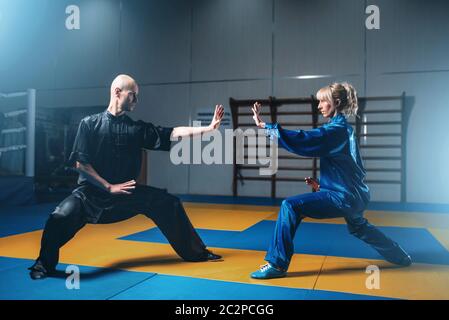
top-left (1, 0), bottom-right (448, 203)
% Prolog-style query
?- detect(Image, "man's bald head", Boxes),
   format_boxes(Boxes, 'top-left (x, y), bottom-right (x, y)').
top-left (110, 74), bottom-right (138, 94)
top-left (109, 74), bottom-right (139, 112)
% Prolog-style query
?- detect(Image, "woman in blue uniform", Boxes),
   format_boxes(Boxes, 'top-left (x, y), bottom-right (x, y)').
top-left (250, 82), bottom-right (412, 279)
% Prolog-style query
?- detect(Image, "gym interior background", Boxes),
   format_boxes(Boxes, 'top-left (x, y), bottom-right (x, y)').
top-left (0, 0), bottom-right (449, 301)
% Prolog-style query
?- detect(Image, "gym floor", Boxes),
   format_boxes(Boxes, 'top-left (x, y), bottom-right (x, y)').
top-left (1, 197), bottom-right (448, 300)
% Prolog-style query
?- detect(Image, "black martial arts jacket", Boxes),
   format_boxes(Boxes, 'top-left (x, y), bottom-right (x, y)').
top-left (67, 110), bottom-right (173, 223)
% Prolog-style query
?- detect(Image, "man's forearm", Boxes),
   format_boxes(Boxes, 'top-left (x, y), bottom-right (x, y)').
top-left (75, 162), bottom-right (111, 192)
top-left (171, 125), bottom-right (214, 139)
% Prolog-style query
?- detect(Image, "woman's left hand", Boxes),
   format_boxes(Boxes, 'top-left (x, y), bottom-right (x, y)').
top-left (305, 177), bottom-right (320, 192)
top-left (252, 102), bottom-right (265, 128)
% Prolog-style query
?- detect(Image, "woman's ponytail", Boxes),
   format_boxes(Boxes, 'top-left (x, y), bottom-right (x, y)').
top-left (341, 82), bottom-right (358, 117)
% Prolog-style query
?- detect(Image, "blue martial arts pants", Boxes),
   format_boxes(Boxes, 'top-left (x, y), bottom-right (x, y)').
top-left (265, 191), bottom-right (405, 270)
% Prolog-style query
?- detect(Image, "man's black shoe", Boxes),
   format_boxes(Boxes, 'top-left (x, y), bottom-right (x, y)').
top-left (205, 250), bottom-right (222, 261)
top-left (28, 260), bottom-right (54, 280)
top-left (383, 243), bottom-right (412, 267)
top-left (385, 254), bottom-right (412, 267)
top-left (29, 268), bottom-right (47, 280)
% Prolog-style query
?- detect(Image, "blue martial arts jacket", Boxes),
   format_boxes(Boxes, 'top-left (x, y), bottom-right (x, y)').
top-left (265, 113), bottom-right (370, 213)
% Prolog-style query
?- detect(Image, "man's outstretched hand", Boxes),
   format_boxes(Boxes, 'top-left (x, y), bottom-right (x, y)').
top-left (209, 105), bottom-right (225, 130)
top-left (108, 179), bottom-right (136, 195)
top-left (171, 104), bottom-right (224, 139)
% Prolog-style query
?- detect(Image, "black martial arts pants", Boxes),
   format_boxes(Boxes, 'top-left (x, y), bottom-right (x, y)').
top-left (34, 185), bottom-right (209, 272)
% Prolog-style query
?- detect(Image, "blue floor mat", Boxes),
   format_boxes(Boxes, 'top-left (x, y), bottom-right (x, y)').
top-left (120, 221), bottom-right (449, 265)
top-left (0, 257), bottom-right (156, 300)
top-left (110, 273), bottom-right (392, 300)
top-left (0, 257), bottom-right (393, 300)
top-left (0, 203), bottom-right (56, 237)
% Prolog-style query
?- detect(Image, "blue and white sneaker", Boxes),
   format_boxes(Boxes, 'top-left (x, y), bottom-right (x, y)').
top-left (251, 263), bottom-right (286, 279)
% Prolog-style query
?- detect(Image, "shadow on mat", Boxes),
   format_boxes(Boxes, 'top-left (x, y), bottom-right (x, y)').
top-left (50, 255), bottom-right (185, 279)
top-left (286, 263), bottom-right (417, 278)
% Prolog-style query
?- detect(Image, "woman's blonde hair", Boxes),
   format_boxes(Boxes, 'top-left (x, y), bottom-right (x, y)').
top-left (316, 82), bottom-right (358, 117)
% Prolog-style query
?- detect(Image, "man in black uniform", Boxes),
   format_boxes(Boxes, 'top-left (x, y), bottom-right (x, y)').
top-left (29, 74), bottom-right (225, 280)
